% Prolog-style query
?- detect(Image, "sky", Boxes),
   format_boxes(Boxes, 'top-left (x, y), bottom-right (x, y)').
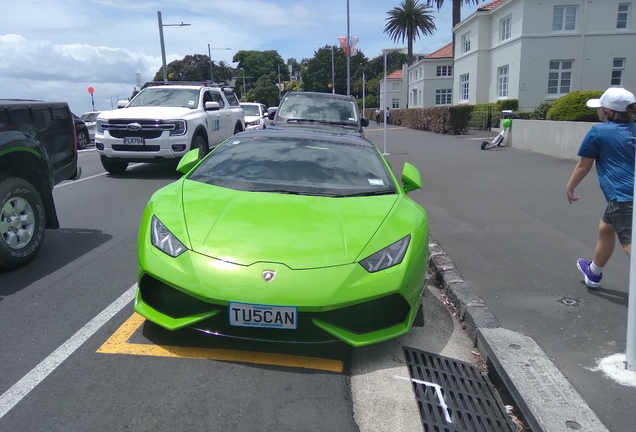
top-left (0, 0), bottom-right (484, 116)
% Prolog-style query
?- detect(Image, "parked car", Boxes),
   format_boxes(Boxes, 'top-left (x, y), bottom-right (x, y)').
top-left (268, 92), bottom-right (369, 137)
top-left (72, 113), bottom-right (90, 150)
top-left (80, 111), bottom-right (101, 142)
top-left (133, 128), bottom-right (428, 346)
top-left (240, 102), bottom-right (269, 130)
top-left (0, 99), bottom-right (82, 269)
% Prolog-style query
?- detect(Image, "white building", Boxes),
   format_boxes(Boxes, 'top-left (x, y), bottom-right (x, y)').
top-left (407, 43), bottom-right (454, 108)
top-left (379, 69), bottom-right (407, 110)
top-left (452, 0), bottom-right (636, 110)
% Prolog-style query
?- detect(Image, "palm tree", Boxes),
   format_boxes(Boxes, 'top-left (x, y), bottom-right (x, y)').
top-left (215, 60), bottom-right (234, 82)
top-left (426, 0), bottom-right (483, 27)
top-left (384, 0), bottom-right (437, 65)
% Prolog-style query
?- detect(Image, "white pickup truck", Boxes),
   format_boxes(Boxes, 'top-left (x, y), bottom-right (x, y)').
top-left (95, 83), bottom-right (244, 174)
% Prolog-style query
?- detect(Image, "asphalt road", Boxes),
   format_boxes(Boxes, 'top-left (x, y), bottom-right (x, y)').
top-left (0, 143), bottom-right (478, 432)
top-left (364, 123), bottom-right (635, 432)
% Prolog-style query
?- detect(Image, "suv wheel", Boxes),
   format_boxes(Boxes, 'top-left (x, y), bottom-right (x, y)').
top-left (77, 130), bottom-right (89, 150)
top-left (0, 177), bottom-right (46, 270)
top-left (191, 135), bottom-right (209, 159)
top-left (101, 156), bottom-right (129, 174)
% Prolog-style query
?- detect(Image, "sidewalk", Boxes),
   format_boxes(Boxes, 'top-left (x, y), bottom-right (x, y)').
top-left (364, 124), bottom-right (634, 432)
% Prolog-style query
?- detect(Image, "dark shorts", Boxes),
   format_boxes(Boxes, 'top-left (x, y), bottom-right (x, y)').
top-left (602, 200), bottom-right (633, 244)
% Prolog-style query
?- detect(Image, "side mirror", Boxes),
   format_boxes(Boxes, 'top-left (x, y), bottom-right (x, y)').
top-left (117, 100), bottom-right (128, 109)
top-left (205, 101), bottom-right (221, 111)
top-left (268, 107), bottom-right (278, 120)
top-left (361, 117), bottom-right (369, 127)
top-left (176, 149), bottom-right (200, 174)
top-left (402, 162), bottom-right (422, 193)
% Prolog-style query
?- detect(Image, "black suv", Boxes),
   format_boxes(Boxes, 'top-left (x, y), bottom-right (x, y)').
top-left (268, 92), bottom-right (369, 137)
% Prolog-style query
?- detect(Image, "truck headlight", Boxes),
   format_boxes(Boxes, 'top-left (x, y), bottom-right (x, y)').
top-left (169, 120), bottom-right (187, 136)
top-left (96, 119), bottom-right (105, 134)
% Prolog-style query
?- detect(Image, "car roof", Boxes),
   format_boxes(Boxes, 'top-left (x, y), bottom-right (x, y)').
top-left (282, 91), bottom-right (356, 101)
top-left (234, 128), bottom-right (376, 149)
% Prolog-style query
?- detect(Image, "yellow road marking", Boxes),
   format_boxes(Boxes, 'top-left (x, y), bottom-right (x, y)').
top-left (97, 313), bottom-right (344, 373)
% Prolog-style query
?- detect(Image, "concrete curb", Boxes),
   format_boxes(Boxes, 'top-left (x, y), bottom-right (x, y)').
top-left (427, 235), bottom-right (609, 432)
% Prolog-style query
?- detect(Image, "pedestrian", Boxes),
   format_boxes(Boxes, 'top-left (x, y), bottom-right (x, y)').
top-left (566, 87), bottom-right (636, 288)
top-left (386, 107), bottom-right (391, 125)
top-left (375, 108), bottom-right (381, 125)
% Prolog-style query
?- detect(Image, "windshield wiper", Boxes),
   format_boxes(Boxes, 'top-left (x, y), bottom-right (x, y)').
top-left (339, 190), bottom-right (397, 197)
top-left (254, 189), bottom-right (336, 197)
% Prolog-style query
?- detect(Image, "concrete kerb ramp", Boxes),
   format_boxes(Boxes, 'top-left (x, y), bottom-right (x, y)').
top-left (427, 235), bottom-right (609, 432)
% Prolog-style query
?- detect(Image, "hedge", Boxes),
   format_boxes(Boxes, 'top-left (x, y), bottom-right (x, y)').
top-left (546, 90), bottom-right (604, 121)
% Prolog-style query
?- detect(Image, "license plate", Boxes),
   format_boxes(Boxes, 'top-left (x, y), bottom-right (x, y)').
top-left (123, 137), bottom-right (144, 145)
top-left (228, 302), bottom-right (297, 330)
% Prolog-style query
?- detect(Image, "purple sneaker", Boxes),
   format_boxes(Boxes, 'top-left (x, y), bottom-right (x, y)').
top-left (577, 259), bottom-right (602, 288)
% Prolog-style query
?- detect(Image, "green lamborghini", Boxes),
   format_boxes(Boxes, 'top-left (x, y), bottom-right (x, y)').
top-left (134, 129), bottom-right (428, 347)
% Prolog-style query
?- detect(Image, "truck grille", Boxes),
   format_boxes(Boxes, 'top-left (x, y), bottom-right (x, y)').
top-left (103, 119), bottom-right (181, 140)
top-left (112, 145), bottom-right (161, 152)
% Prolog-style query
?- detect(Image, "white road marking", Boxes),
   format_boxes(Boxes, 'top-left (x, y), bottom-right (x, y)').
top-left (0, 284), bottom-right (137, 420)
top-left (55, 163), bottom-right (144, 188)
top-left (394, 375), bottom-right (453, 423)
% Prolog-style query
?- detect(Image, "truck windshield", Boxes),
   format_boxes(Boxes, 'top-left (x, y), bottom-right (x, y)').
top-left (127, 88), bottom-right (200, 109)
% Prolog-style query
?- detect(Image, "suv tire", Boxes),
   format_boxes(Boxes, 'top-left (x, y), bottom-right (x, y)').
top-left (77, 130), bottom-right (89, 150)
top-left (0, 177), bottom-right (46, 270)
top-left (101, 156), bottom-right (129, 174)
top-left (191, 135), bottom-right (209, 159)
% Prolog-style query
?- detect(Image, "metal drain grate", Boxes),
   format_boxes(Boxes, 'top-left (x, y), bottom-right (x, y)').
top-left (403, 347), bottom-right (516, 432)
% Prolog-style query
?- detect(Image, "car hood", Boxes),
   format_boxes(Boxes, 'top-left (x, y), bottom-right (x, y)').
top-left (99, 106), bottom-right (194, 120)
top-left (244, 115), bottom-right (262, 122)
top-left (179, 180), bottom-right (398, 269)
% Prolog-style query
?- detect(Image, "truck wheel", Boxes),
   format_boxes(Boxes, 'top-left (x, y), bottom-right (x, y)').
top-left (77, 131), bottom-right (89, 150)
top-left (101, 156), bottom-right (129, 174)
top-left (234, 124), bottom-right (243, 134)
top-left (191, 135), bottom-right (209, 159)
top-left (0, 177), bottom-right (46, 270)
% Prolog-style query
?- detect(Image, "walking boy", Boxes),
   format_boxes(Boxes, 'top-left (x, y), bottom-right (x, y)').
top-left (566, 87), bottom-right (636, 288)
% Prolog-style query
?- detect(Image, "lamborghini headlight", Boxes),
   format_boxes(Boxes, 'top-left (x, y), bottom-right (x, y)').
top-left (151, 216), bottom-right (186, 257)
top-left (359, 235), bottom-right (410, 273)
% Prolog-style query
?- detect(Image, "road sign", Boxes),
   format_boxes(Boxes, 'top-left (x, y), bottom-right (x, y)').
top-left (88, 87), bottom-right (94, 94)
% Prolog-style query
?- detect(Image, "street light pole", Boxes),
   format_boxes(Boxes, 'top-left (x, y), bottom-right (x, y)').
top-left (331, 45), bottom-right (335, 94)
top-left (208, 46), bottom-right (231, 83)
top-left (346, 0), bottom-right (351, 96)
top-left (157, 11), bottom-right (190, 84)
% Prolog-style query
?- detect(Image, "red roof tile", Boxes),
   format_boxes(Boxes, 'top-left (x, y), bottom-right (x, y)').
top-left (387, 70), bottom-right (403, 79)
top-left (424, 42), bottom-right (453, 59)
top-left (478, 0), bottom-right (506, 11)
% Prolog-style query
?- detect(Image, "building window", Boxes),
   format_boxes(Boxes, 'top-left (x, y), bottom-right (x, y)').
top-left (461, 32), bottom-right (471, 53)
top-left (548, 60), bottom-right (573, 95)
top-left (460, 74), bottom-right (469, 101)
top-left (435, 89), bottom-right (452, 105)
top-left (553, 6), bottom-right (577, 31)
top-left (436, 65), bottom-right (453, 76)
top-left (392, 98), bottom-right (400, 109)
top-left (612, 58), bottom-right (625, 85)
top-left (618, 3), bottom-right (630, 28)
top-left (419, 90), bottom-right (422, 104)
top-left (412, 90), bottom-right (418, 106)
top-left (498, 65), bottom-right (509, 97)
top-left (392, 82), bottom-right (400, 91)
top-left (414, 70), bottom-right (418, 80)
top-left (501, 15), bottom-right (511, 41)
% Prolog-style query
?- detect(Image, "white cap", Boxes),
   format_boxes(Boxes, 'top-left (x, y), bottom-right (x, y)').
top-left (586, 87), bottom-right (636, 112)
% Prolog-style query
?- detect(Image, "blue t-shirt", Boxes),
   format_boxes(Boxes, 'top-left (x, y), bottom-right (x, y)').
top-left (578, 122), bottom-right (636, 202)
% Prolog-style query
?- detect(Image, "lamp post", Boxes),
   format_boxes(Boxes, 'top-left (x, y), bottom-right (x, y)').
top-left (346, 0), bottom-right (351, 95)
top-left (157, 11), bottom-right (190, 84)
top-left (208, 45), bottom-right (231, 83)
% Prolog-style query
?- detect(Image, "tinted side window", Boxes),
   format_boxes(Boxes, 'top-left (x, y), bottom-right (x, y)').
top-left (224, 90), bottom-right (240, 106)
top-left (210, 91), bottom-right (225, 108)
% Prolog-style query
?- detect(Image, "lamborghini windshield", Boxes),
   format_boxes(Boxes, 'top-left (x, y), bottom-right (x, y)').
top-left (188, 135), bottom-right (396, 197)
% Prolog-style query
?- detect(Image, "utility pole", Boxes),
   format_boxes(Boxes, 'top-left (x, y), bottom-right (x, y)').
top-left (346, 0), bottom-right (351, 95)
top-left (362, 72), bottom-right (366, 114)
top-left (278, 65), bottom-right (281, 99)
top-left (331, 45), bottom-right (335, 94)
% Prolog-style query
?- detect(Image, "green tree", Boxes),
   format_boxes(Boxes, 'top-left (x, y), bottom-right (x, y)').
top-left (282, 79), bottom-right (304, 95)
top-left (233, 50), bottom-right (285, 103)
top-left (215, 60), bottom-right (234, 82)
top-left (384, 0), bottom-right (437, 65)
top-left (303, 45), bottom-right (367, 95)
top-left (152, 54), bottom-right (212, 82)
